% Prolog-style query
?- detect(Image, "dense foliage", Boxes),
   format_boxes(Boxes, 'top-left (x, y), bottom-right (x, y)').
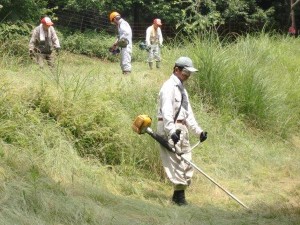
top-left (1, 0), bottom-right (300, 34)
top-left (0, 0), bottom-right (49, 23)
top-left (0, 33), bottom-right (299, 225)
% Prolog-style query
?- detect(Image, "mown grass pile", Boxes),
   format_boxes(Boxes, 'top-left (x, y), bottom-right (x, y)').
top-left (0, 31), bottom-right (299, 224)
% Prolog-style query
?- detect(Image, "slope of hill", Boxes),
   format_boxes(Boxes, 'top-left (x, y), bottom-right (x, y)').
top-left (0, 35), bottom-right (299, 225)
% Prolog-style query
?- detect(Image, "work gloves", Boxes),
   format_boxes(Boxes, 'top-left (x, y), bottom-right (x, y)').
top-left (172, 130), bottom-right (207, 145)
top-left (200, 131), bottom-right (208, 142)
top-left (171, 129), bottom-right (181, 145)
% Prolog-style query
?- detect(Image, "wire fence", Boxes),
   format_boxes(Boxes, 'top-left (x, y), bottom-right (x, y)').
top-left (55, 8), bottom-right (279, 41)
top-left (55, 9), bottom-right (177, 41)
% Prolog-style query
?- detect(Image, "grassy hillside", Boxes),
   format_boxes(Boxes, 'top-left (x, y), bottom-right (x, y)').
top-left (0, 33), bottom-right (299, 225)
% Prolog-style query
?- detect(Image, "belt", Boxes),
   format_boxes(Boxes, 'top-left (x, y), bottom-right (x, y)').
top-left (158, 118), bottom-right (184, 123)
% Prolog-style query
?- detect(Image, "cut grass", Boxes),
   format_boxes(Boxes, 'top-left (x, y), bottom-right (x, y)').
top-left (0, 34), bottom-right (299, 224)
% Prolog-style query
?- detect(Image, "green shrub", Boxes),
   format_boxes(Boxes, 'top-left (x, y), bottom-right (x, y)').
top-left (0, 21), bottom-right (33, 41)
top-left (63, 30), bottom-right (146, 62)
top-left (63, 31), bottom-right (119, 62)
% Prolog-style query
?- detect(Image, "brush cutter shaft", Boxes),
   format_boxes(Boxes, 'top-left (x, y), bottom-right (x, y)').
top-left (146, 127), bottom-right (199, 153)
top-left (145, 127), bottom-right (176, 153)
top-left (135, 117), bottom-right (249, 210)
top-left (180, 155), bottom-right (249, 210)
top-left (145, 127), bottom-right (249, 210)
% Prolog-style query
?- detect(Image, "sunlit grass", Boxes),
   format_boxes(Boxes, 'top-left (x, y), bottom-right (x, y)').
top-left (0, 33), bottom-right (299, 224)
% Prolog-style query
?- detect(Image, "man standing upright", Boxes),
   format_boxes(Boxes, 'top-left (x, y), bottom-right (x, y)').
top-left (146, 18), bottom-right (163, 69)
top-left (157, 56), bottom-right (207, 206)
top-left (29, 16), bottom-right (61, 68)
top-left (109, 11), bottom-right (132, 75)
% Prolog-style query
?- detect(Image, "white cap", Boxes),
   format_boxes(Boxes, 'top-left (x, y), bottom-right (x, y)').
top-left (175, 56), bottom-right (198, 72)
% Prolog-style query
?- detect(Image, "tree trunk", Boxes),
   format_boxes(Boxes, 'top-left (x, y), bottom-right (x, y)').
top-left (290, 0), bottom-right (296, 35)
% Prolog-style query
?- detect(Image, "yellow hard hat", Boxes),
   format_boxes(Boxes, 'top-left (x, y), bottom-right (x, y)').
top-left (109, 11), bottom-right (120, 22)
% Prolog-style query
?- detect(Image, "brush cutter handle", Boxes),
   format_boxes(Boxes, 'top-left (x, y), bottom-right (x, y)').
top-left (145, 127), bottom-right (176, 153)
top-left (170, 131), bottom-right (180, 145)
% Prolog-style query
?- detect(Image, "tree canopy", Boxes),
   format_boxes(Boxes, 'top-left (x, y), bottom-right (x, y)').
top-left (0, 0), bottom-right (299, 35)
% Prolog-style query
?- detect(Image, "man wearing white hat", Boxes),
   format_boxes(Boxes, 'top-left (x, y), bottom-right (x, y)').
top-left (145, 18), bottom-right (163, 69)
top-left (156, 56), bottom-right (208, 206)
top-left (29, 16), bottom-right (61, 68)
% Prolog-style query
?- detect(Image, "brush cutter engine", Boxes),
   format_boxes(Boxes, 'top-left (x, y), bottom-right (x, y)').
top-left (132, 114), bottom-right (152, 134)
top-left (109, 47), bottom-right (120, 55)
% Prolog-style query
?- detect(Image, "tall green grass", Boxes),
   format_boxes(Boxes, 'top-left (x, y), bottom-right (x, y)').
top-left (0, 32), bottom-right (299, 224)
top-left (184, 33), bottom-right (300, 136)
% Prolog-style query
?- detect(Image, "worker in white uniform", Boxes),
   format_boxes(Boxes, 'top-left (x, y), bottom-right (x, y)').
top-left (109, 11), bottom-right (132, 75)
top-left (157, 56), bottom-right (208, 206)
top-left (145, 18), bottom-right (163, 69)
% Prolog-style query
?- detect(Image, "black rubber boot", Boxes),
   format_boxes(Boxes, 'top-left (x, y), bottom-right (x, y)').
top-left (148, 62), bottom-right (153, 69)
top-left (172, 190), bottom-right (188, 206)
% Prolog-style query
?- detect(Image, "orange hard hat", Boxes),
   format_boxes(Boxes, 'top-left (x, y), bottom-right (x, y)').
top-left (153, 18), bottom-right (162, 26)
top-left (109, 11), bottom-right (120, 22)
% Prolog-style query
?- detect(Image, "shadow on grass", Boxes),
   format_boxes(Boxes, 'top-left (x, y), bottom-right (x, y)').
top-left (97, 189), bottom-right (300, 225)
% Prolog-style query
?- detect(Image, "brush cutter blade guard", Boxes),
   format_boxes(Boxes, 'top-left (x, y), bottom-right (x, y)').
top-left (109, 47), bottom-right (120, 55)
top-left (132, 115), bottom-right (152, 134)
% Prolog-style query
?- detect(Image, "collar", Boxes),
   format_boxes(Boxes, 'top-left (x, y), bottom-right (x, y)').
top-left (117, 18), bottom-right (124, 25)
top-left (171, 74), bottom-right (183, 86)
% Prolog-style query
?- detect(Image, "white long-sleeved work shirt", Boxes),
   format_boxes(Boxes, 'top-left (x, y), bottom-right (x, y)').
top-left (117, 18), bottom-right (132, 48)
top-left (146, 25), bottom-right (163, 46)
top-left (29, 25), bottom-right (60, 53)
top-left (157, 74), bottom-right (203, 136)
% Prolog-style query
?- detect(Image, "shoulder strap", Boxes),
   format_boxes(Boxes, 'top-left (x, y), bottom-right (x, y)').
top-left (174, 85), bottom-right (183, 122)
top-left (174, 103), bottom-right (182, 123)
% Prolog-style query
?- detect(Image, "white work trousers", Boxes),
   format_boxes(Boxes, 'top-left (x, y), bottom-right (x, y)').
top-left (120, 46), bottom-right (132, 72)
top-left (147, 44), bottom-right (161, 63)
top-left (157, 121), bottom-right (193, 189)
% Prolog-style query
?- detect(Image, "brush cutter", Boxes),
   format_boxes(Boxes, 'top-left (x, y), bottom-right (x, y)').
top-left (109, 46), bottom-right (120, 55)
top-left (117, 38), bottom-right (129, 48)
top-left (139, 42), bottom-right (150, 52)
top-left (132, 115), bottom-right (250, 210)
